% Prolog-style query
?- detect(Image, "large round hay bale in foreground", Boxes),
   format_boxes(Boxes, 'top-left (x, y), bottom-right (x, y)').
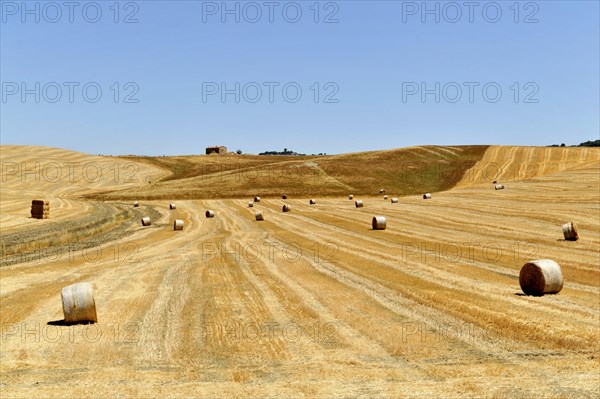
top-left (372, 216), bottom-right (387, 230)
top-left (169, 203), bottom-right (176, 210)
top-left (141, 216), bottom-right (151, 226)
top-left (174, 219), bottom-right (184, 230)
top-left (562, 222), bottom-right (579, 241)
top-left (248, 202), bottom-right (254, 208)
top-left (205, 210), bottom-right (215, 218)
top-left (423, 193), bottom-right (432, 199)
top-left (355, 200), bottom-right (364, 208)
top-left (391, 198), bottom-right (399, 203)
top-left (494, 184), bottom-right (506, 190)
top-left (309, 199), bottom-right (316, 204)
top-left (519, 259), bottom-right (563, 296)
top-left (61, 282), bottom-right (97, 324)
top-left (282, 204), bottom-right (291, 212)
top-left (255, 211), bottom-right (264, 221)
top-left (254, 197), bottom-right (261, 202)
top-left (133, 201), bottom-right (139, 207)
top-left (348, 195), bottom-right (354, 200)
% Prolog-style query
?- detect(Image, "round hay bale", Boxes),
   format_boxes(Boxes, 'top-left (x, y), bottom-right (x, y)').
top-left (255, 211), bottom-right (264, 221)
top-left (372, 216), bottom-right (387, 230)
top-left (519, 259), bottom-right (563, 296)
top-left (169, 203), bottom-right (176, 210)
top-left (248, 202), bottom-right (254, 208)
top-left (562, 222), bottom-right (579, 241)
top-left (391, 198), bottom-right (399, 203)
top-left (383, 195), bottom-right (389, 200)
top-left (423, 193), bottom-right (432, 199)
top-left (61, 282), bottom-right (97, 324)
top-left (379, 189), bottom-right (385, 194)
top-left (205, 210), bottom-right (215, 218)
top-left (254, 196), bottom-right (261, 202)
top-left (348, 195), bottom-right (354, 200)
top-left (355, 200), bottom-right (364, 208)
top-left (494, 184), bottom-right (505, 190)
top-left (141, 216), bottom-right (151, 226)
top-left (282, 204), bottom-right (291, 212)
top-left (282, 194), bottom-right (287, 200)
top-left (133, 201), bottom-right (139, 207)
top-left (174, 219), bottom-right (184, 230)
top-left (309, 199), bottom-right (316, 205)
top-left (492, 180), bottom-right (498, 184)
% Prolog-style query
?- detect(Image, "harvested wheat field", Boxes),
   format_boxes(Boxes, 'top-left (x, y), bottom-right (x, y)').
top-left (1, 145), bottom-right (599, 398)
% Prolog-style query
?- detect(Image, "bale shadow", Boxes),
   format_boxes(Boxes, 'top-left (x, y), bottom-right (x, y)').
top-left (47, 319), bottom-right (95, 326)
top-left (47, 319), bottom-right (68, 326)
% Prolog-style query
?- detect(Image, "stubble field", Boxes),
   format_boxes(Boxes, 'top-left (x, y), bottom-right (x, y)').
top-left (1, 145), bottom-right (598, 398)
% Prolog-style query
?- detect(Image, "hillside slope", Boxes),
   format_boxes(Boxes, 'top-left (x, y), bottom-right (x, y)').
top-left (456, 145), bottom-right (600, 187)
top-left (0, 145), bottom-right (167, 231)
top-left (1, 152), bottom-right (599, 397)
top-left (1, 144), bottom-right (598, 397)
top-left (92, 146), bottom-right (489, 200)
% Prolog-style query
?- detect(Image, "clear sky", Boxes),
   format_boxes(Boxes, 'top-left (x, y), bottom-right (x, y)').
top-left (1, 0), bottom-right (598, 155)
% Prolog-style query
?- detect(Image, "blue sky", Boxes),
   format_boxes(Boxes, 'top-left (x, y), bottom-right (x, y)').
top-left (1, 0), bottom-right (598, 155)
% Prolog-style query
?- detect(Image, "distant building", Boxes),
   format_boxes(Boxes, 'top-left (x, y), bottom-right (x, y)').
top-left (206, 146), bottom-right (227, 155)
